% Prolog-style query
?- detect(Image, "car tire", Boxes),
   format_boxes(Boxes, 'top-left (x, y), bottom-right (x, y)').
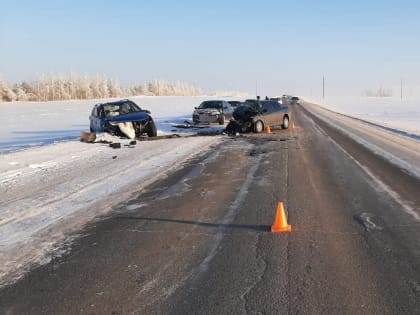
top-left (219, 114), bottom-right (225, 125)
top-left (282, 116), bottom-right (290, 129)
top-left (254, 120), bottom-right (264, 133)
top-left (146, 120), bottom-right (157, 137)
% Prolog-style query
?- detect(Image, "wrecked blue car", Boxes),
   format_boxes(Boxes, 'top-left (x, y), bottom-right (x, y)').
top-left (89, 99), bottom-right (157, 138)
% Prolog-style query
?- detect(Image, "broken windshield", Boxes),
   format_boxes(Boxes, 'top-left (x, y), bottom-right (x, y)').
top-left (198, 101), bottom-right (222, 109)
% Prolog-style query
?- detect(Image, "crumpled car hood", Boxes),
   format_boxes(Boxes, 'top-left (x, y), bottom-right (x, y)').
top-left (106, 111), bottom-right (150, 123)
top-left (233, 105), bottom-right (261, 121)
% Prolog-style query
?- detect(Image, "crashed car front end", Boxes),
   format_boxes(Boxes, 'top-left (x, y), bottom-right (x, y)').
top-left (226, 104), bottom-right (262, 134)
top-left (104, 112), bottom-right (157, 139)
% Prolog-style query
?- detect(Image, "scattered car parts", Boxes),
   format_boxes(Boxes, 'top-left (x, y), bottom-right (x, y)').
top-left (80, 131), bottom-right (96, 143)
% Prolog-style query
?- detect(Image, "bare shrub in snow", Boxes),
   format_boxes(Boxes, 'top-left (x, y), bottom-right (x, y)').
top-left (363, 87), bottom-right (393, 97)
top-left (129, 80), bottom-right (203, 96)
top-left (0, 79), bottom-right (16, 101)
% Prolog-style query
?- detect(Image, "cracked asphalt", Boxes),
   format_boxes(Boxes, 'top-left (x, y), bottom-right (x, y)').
top-left (1, 103), bottom-right (420, 314)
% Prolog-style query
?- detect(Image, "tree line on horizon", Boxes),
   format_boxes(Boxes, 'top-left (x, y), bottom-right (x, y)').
top-left (0, 74), bottom-right (204, 102)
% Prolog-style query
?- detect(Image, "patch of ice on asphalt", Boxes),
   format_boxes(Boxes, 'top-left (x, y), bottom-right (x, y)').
top-left (354, 212), bottom-right (384, 232)
top-left (256, 177), bottom-right (270, 187)
top-left (29, 162), bottom-right (57, 169)
top-left (126, 203), bottom-right (148, 211)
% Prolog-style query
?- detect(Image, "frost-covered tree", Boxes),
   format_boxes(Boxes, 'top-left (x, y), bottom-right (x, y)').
top-left (98, 77), bottom-right (109, 99)
top-left (0, 74), bottom-right (208, 101)
top-left (12, 85), bottom-right (28, 101)
top-left (108, 78), bottom-right (122, 98)
top-left (0, 79), bottom-right (16, 101)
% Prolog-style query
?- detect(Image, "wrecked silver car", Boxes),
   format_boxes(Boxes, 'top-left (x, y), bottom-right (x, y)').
top-left (192, 100), bottom-right (234, 125)
top-left (89, 99), bottom-right (157, 138)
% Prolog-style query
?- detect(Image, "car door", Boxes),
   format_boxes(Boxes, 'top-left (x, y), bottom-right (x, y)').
top-left (222, 101), bottom-right (234, 120)
top-left (89, 105), bottom-right (98, 131)
top-left (92, 105), bottom-right (105, 132)
top-left (271, 102), bottom-right (284, 126)
top-left (261, 101), bottom-right (275, 126)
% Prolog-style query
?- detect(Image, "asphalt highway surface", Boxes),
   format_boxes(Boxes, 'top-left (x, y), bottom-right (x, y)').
top-left (1, 103), bottom-right (420, 314)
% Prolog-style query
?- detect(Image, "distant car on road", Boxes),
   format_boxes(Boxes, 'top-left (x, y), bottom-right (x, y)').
top-left (291, 96), bottom-right (300, 105)
top-left (89, 99), bottom-right (157, 138)
top-left (192, 100), bottom-right (234, 125)
top-left (226, 100), bottom-right (291, 134)
top-left (281, 95), bottom-right (292, 105)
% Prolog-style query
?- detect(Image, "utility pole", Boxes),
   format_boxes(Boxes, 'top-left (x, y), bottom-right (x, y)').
top-left (400, 78), bottom-right (403, 99)
top-left (322, 76), bottom-right (325, 99)
top-left (255, 80), bottom-right (258, 98)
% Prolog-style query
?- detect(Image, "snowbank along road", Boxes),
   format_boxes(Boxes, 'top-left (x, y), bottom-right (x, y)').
top-left (1, 101), bottom-right (420, 314)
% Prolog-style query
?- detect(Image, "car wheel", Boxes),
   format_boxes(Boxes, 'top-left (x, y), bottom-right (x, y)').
top-left (219, 114), bottom-right (225, 125)
top-left (282, 116), bottom-right (290, 129)
top-left (146, 120), bottom-right (157, 137)
top-left (254, 120), bottom-right (264, 133)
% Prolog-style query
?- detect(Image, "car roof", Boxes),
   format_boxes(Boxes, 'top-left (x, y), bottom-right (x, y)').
top-left (96, 99), bottom-right (133, 106)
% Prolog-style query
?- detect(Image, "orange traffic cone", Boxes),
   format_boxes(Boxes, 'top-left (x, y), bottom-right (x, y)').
top-left (271, 202), bottom-right (292, 233)
top-left (265, 125), bottom-right (272, 134)
top-left (292, 121), bottom-right (295, 129)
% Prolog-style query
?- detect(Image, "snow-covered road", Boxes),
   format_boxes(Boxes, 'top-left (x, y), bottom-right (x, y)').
top-left (302, 102), bottom-right (420, 180)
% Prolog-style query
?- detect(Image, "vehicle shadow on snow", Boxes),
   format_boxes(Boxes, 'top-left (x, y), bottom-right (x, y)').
top-left (116, 216), bottom-right (270, 232)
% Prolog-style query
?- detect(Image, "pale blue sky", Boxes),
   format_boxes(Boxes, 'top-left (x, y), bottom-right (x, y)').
top-left (1, 0), bottom-right (419, 96)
